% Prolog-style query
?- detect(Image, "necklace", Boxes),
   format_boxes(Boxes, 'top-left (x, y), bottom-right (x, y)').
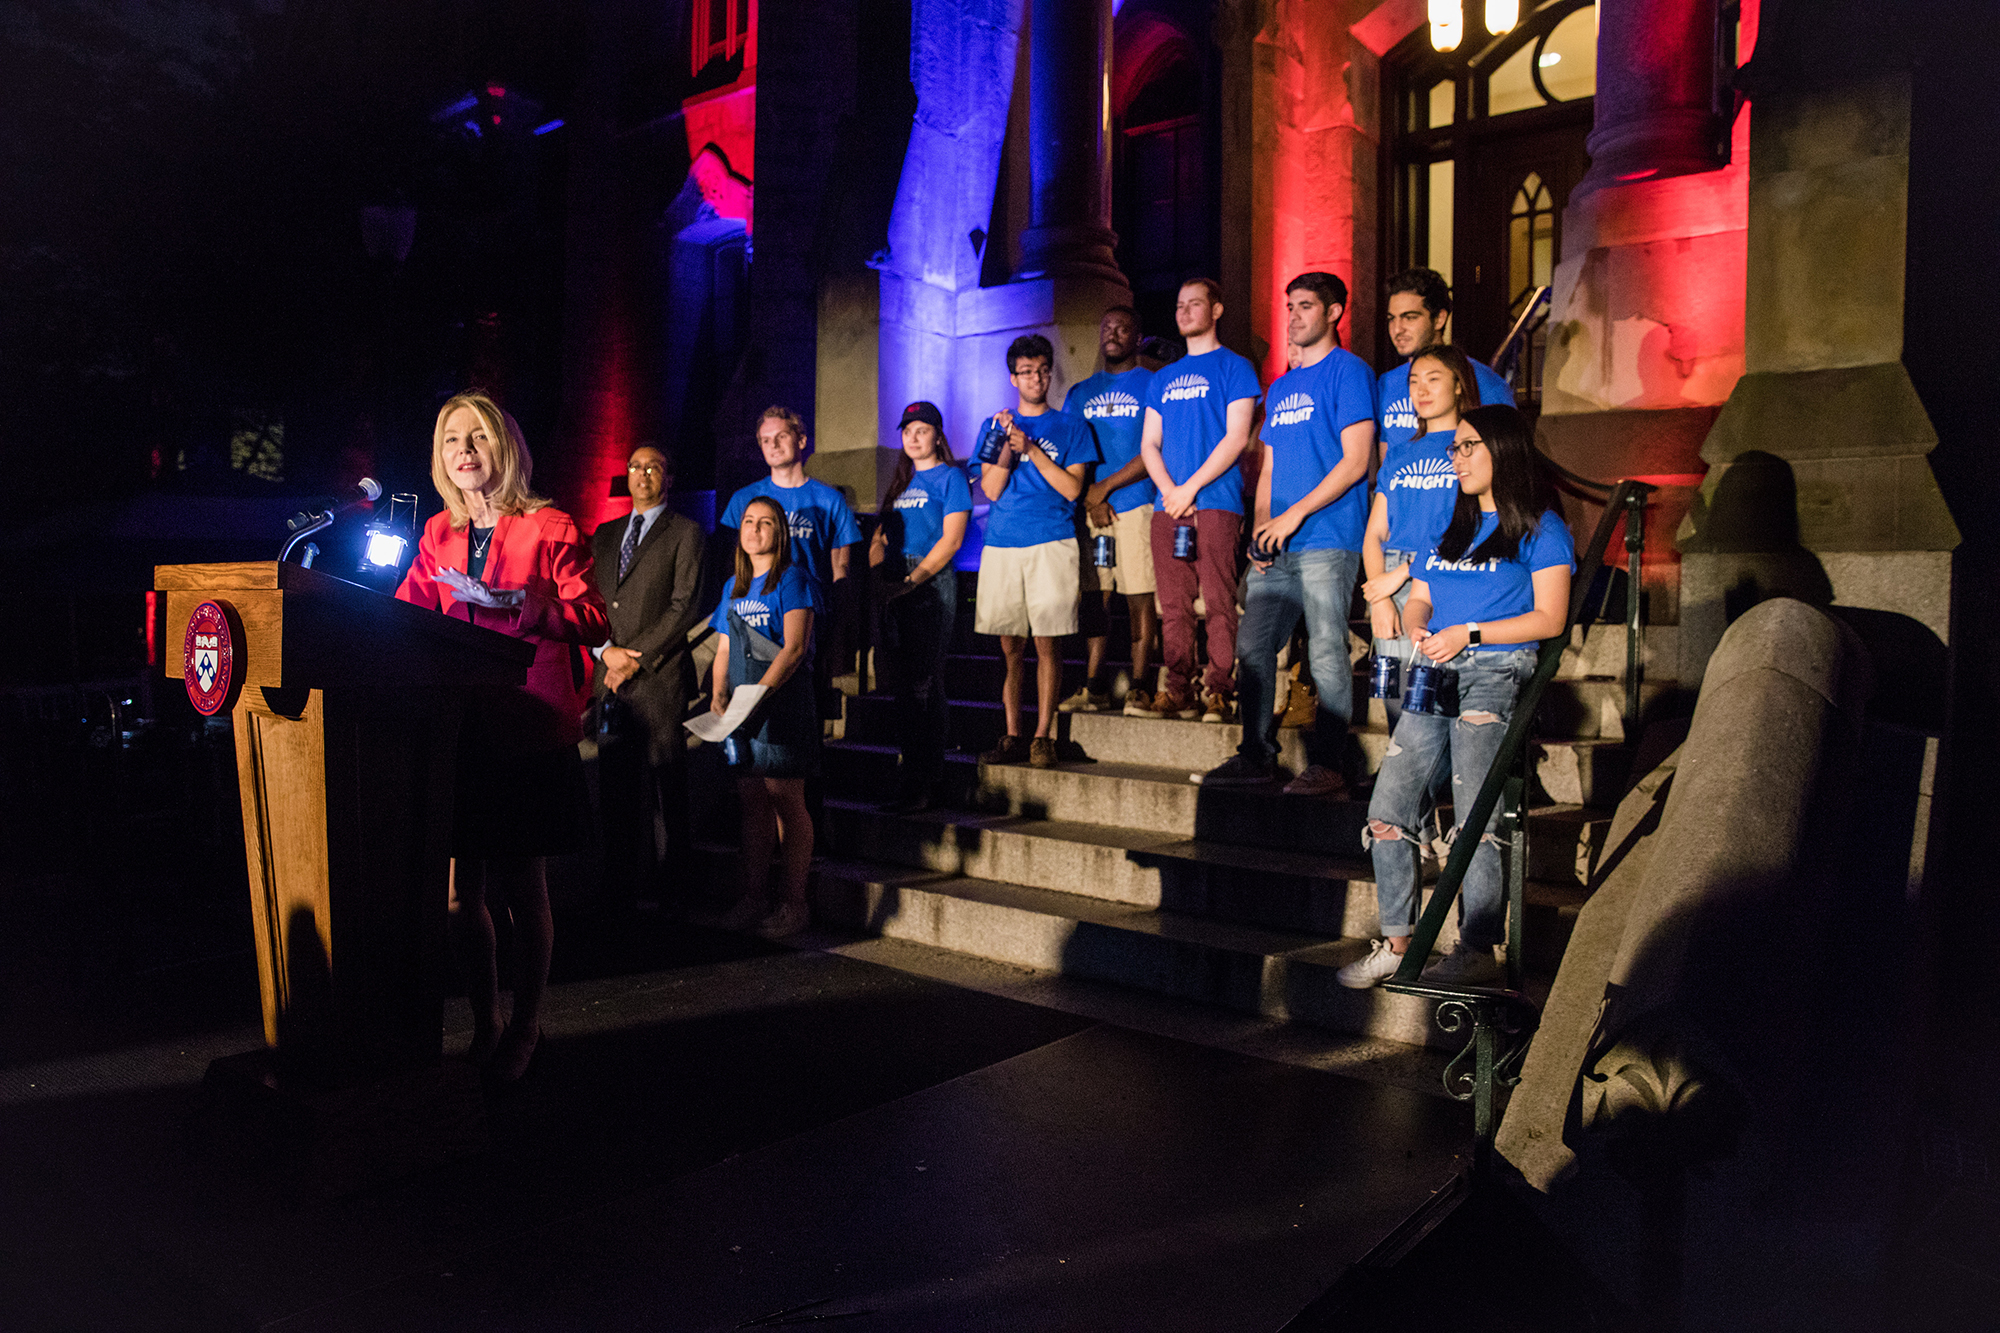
top-left (470, 528), bottom-right (492, 558)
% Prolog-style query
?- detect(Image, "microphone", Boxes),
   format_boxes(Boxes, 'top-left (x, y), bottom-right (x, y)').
top-left (286, 479), bottom-right (383, 532)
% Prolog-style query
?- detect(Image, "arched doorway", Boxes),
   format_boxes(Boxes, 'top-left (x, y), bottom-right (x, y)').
top-left (1382, 0), bottom-right (1597, 404)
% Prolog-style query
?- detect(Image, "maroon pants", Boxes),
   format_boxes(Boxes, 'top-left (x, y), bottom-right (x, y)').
top-left (1150, 509), bottom-right (1241, 699)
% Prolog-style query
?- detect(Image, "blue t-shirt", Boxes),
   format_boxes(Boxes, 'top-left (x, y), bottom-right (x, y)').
top-left (1379, 429), bottom-right (1462, 555)
top-left (980, 409), bottom-right (1098, 549)
top-left (1064, 367), bottom-right (1157, 513)
top-left (1417, 509), bottom-right (1576, 651)
top-left (882, 463), bottom-right (973, 563)
top-left (1376, 357), bottom-right (1516, 447)
top-left (710, 565), bottom-right (816, 652)
top-left (1259, 349), bottom-right (1376, 552)
top-left (721, 477), bottom-right (863, 605)
top-left (1145, 346), bottom-right (1262, 515)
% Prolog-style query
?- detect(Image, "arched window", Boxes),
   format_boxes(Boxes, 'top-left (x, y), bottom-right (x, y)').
top-left (692, 0), bottom-right (753, 77)
top-left (1507, 171), bottom-right (1555, 319)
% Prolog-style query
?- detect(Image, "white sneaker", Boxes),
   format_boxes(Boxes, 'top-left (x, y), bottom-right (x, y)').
top-left (1335, 939), bottom-right (1408, 989)
top-left (1058, 687), bottom-right (1111, 713)
top-left (1420, 946), bottom-right (1503, 989)
top-left (1282, 764), bottom-right (1349, 798)
top-left (756, 900), bottom-right (811, 939)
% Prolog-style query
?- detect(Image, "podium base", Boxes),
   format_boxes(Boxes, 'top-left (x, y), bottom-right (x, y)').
top-left (201, 1049), bottom-right (488, 1196)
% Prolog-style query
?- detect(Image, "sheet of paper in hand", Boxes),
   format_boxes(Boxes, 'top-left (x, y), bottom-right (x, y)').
top-left (685, 684), bottom-right (769, 743)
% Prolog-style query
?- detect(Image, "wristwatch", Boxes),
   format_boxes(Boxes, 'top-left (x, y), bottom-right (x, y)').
top-left (1467, 622), bottom-right (1482, 646)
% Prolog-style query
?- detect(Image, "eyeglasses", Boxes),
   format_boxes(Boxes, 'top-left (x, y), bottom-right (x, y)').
top-left (627, 463), bottom-right (666, 476)
top-left (1448, 437), bottom-right (1487, 459)
top-left (1010, 365), bottom-right (1052, 381)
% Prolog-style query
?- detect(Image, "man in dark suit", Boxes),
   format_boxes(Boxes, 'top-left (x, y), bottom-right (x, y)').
top-left (591, 443), bottom-right (706, 910)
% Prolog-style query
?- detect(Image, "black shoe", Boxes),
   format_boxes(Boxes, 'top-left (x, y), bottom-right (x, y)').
top-left (980, 734), bottom-right (1033, 765)
top-left (1191, 754), bottom-right (1278, 787)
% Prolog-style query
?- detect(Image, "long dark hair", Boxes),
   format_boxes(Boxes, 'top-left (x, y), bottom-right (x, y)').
top-left (1436, 405), bottom-right (1558, 565)
top-left (882, 422), bottom-right (956, 510)
top-left (731, 496), bottom-right (795, 597)
top-left (1408, 343), bottom-right (1482, 422)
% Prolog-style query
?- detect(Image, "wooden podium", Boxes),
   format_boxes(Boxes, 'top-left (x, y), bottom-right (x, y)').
top-left (158, 561), bottom-right (534, 1084)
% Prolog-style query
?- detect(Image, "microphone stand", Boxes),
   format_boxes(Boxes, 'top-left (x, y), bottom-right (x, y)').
top-left (279, 509), bottom-right (337, 564)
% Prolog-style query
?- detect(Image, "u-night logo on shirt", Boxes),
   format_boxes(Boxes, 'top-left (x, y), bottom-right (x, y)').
top-left (892, 491), bottom-right (929, 511)
top-left (1425, 550), bottom-right (1502, 574)
top-left (1268, 392), bottom-right (1315, 428)
top-left (1083, 391), bottom-right (1143, 420)
top-left (1382, 396), bottom-right (1420, 435)
top-left (1160, 374), bottom-right (1211, 402)
top-left (733, 598), bottom-right (775, 630)
top-left (1390, 457), bottom-right (1459, 491)
top-left (785, 513), bottom-right (815, 541)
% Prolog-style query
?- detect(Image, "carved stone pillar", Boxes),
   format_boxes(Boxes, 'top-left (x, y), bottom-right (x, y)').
top-left (1576, 0), bottom-right (1723, 199)
top-left (1015, 0), bottom-right (1124, 285)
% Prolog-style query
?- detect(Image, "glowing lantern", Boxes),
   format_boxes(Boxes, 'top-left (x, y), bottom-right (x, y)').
top-left (1486, 0), bottom-right (1519, 35)
top-left (1429, 0), bottom-right (1463, 51)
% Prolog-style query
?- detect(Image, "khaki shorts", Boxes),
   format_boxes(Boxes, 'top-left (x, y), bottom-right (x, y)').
top-left (975, 537), bottom-right (1081, 638)
top-left (1080, 502), bottom-right (1157, 597)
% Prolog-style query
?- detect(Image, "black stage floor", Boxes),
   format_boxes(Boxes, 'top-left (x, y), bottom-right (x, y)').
top-left (0, 943), bottom-right (1468, 1333)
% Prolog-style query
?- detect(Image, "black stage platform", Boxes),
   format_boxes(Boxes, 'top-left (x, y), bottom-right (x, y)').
top-left (0, 945), bottom-right (1467, 1332)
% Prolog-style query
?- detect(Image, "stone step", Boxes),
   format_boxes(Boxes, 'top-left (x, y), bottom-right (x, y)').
top-left (1532, 738), bottom-right (1633, 808)
top-left (805, 859), bottom-right (1454, 1048)
top-left (1558, 623), bottom-right (1681, 683)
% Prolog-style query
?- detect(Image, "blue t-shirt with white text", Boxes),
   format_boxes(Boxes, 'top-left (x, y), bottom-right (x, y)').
top-left (1259, 348), bottom-right (1376, 552)
top-left (1064, 366), bottom-right (1157, 513)
top-left (1379, 429), bottom-right (1462, 556)
top-left (1418, 509), bottom-right (1576, 651)
top-left (1376, 357), bottom-right (1516, 447)
top-left (1145, 346), bottom-right (1262, 515)
top-left (882, 464), bottom-right (973, 564)
top-left (710, 565), bottom-right (817, 653)
top-left (721, 477), bottom-right (863, 607)
top-left (980, 409), bottom-right (1098, 549)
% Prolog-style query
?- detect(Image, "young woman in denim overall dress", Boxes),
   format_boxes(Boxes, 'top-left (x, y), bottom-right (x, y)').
top-left (1339, 404), bottom-right (1574, 991)
top-left (709, 497), bottom-right (821, 939)
top-left (868, 401), bottom-right (971, 813)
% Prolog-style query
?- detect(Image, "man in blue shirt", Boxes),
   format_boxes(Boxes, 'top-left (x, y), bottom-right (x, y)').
top-left (1197, 272), bottom-right (1376, 794)
top-left (974, 334), bottom-right (1097, 769)
top-left (1062, 305), bottom-right (1159, 715)
top-left (721, 406), bottom-right (864, 716)
top-left (1133, 278), bottom-right (1261, 724)
top-left (1377, 268), bottom-right (1515, 448)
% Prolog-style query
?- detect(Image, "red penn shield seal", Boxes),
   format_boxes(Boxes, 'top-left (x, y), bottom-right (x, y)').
top-left (183, 600), bottom-right (236, 716)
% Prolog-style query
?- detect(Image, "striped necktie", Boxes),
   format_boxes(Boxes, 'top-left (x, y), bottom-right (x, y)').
top-left (619, 512), bottom-right (644, 580)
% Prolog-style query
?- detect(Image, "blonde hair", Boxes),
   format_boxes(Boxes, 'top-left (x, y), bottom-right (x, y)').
top-left (756, 404), bottom-right (808, 446)
top-left (429, 391), bottom-right (551, 530)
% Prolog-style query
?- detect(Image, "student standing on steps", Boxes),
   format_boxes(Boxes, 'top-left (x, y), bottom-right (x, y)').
top-left (710, 497), bottom-right (821, 941)
top-left (720, 407), bottom-right (863, 719)
top-left (1195, 272), bottom-right (1376, 795)
top-left (1337, 405), bottom-right (1574, 992)
top-left (868, 401), bottom-right (971, 812)
top-left (1363, 342), bottom-right (1483, 733)
top-left (1061, 306), bottom-right (1160, 717)
top-left (1376, 268), bottom-right (1514, 451)
top-left (974, 334), bottom-right (1098, 769)
top-left (1130, 278), bottom-right (1261, 725)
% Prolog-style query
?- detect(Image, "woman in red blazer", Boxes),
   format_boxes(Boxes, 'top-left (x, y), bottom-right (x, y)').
top-left (397, 390), bottom-right (609, 1084)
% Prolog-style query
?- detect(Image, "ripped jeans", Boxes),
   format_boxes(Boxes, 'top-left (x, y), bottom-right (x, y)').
top-left (1365, 646), bottom-right (1537, 949)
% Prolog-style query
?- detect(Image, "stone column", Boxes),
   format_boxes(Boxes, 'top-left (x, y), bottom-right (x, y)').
top-left (1537, 0), bottom-right (1746, 692)
top-left (1015, 0), bottom-right (1123, 285)
top-left (1575, 0), bottom-right (1723, 199)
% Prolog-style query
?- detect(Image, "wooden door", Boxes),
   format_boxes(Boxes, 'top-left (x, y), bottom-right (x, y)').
top-left (1452, 114), bottom-right (1591, 364)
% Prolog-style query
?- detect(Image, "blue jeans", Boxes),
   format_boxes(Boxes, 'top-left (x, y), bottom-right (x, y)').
top-left (1235, 547), bottom-right (1359, 772)
top-left (880, 562), bottom-right (956, 795)
top-left (1366, 646), bottom-right (1537, 948)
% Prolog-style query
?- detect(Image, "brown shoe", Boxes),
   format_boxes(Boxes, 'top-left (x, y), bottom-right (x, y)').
top-left (980, 733), bottom-right (1032, 765)
top-left (1029, 737), bottom-right (1057, 768)
top-left (1121, 688), bottom-right (1155, 717)
top-left (1130, 690), bottom-right (1190, 719)
top-left (1200, 691), bottom-right (1238, 724)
